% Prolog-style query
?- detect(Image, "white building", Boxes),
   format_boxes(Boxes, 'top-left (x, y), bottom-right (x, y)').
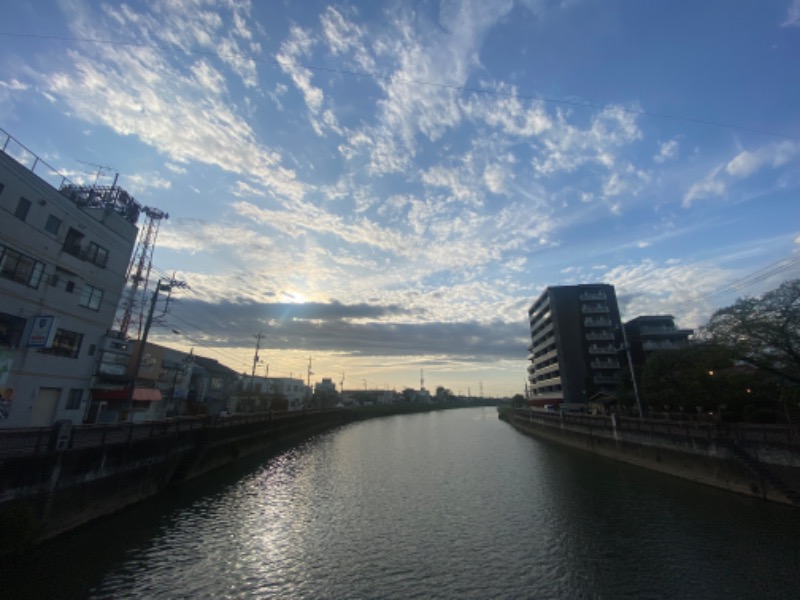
top-left (0, 131), bottom-right (139, 427)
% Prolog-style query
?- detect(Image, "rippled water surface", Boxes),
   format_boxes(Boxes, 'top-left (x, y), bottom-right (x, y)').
top-left (7, 407), bottom-right (800, 598)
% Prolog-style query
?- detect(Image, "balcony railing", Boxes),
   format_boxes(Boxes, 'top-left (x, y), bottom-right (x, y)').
top-left (588, 345), bottom-right (616, 354)
top-left (590, 359), bottom-right (620, 369)
top-left (584, 318), bottom-right (612, 327)
top-left (586, 332), bottom-right (615, 341)
top-left (581, 304), bottom-right (609, 314)
top-left (579, 291), bottom-right (606, 301)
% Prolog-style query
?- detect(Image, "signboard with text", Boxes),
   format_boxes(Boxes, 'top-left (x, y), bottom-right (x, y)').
top-left (27, 316), bottom-right (57, 348)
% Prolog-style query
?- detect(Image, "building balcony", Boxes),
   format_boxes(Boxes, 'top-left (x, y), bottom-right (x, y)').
top-left (588, 344), bottom-right (616, 354)
top-left (579, 291), bottom-right (606, 301)
top-left (586, 331), bottom-right (615, 341)
top-left (593, 374), bottom-right (619, 384)
top-left (590, 359), bottom-right (620, 369)
top-left (581, 304), bottom-right (609, 314)
top-left (584, 317), bottom-right (612, 327)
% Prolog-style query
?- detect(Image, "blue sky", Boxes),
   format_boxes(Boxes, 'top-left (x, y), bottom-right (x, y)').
top-left (1, 0), bottom-right (799, 396)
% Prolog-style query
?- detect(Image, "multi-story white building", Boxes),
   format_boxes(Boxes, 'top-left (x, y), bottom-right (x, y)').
top-left (0, 131), bottom-right (139, 427)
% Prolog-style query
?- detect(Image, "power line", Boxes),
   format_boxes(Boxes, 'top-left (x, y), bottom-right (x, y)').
top-left (1, 31), bottom-right (798, 142)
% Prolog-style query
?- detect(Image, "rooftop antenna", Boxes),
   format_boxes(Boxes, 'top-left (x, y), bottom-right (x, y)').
top-left (77, 159), bottom-right (116, 188)
top-left (340, 372), bottom-right (345, 393)
top-left (420, 368), bottom-right (424, 391)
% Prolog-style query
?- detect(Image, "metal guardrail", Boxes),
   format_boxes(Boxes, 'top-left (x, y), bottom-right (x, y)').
top-left (0, 410), bottom-right (331, 457)
top-left (513, 409), bottom-right (800, 447)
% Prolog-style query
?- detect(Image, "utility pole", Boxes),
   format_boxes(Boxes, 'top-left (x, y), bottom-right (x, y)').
top-left (126, 277), bottom-right (186, 420)
top-left (306, 356), bottom-right (313, 409)
top-left (250, 332), bottom-right (262, 412)
top-left (619, 323), bottom-right (644, 421)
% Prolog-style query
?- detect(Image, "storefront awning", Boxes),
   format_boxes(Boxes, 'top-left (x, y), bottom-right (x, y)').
top-left (92, 388), bottom-right (163, 402)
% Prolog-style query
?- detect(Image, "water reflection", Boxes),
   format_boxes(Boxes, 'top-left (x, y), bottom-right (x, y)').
top-left (5, 408), bottom-right (799, 599)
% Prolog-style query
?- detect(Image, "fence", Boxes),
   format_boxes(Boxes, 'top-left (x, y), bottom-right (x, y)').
top-left (0, 410), bottom-right (328, 457)
top-left (513, 409), bottom-right (800, 448)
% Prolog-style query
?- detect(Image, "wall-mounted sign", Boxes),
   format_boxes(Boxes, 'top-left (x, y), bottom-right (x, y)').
top-left (27, 315), bottom-right (57, 348)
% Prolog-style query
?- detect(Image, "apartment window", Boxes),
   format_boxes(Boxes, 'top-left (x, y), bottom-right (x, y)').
top-left (39, 328), bottom-right (83, 358)
top-left (65, 281), bottom-right (75, 293)
top-left (66, 388), bottom-right (83, 410)
top-left (0, 312), bottom-right (27, 348)
top-left (14, 197), bottom-right (31, 221)
top-left (0, 244), bottom-right (45, 288)
top-left (62, 227), bottom-right (84, 257)
top-left (85, 242), bottom-right (108, 268)
top-left (45, 214), bottom-right (62, 235)
top-left (79, 283), bottom-right (104, 311)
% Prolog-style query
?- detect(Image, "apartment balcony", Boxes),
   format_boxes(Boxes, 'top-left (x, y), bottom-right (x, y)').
top-left (639, 325), bottom-right (678, 335)
top-left (586, 331), bottom-right (615, 341)
top-left (590, 358), bottom-right (620, 369)
top-left (584, 317), bottom-right (612, 328)
top-left (643, 340), bottom-right (686, 351)
top-left (530, 320), bottom-right (554, 338)
top-left (534, 361), bottom-right (560, 375)
top-left (581, 304), bottom-right (610, 314)
top-left (588, 344), bottom-right (616, 354)
top-left (579, 291), bottom-right (606, 301)
top-left (593, 374), bottom-right (619, 385)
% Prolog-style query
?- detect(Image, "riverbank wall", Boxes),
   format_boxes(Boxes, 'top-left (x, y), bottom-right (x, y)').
top-left (0, 410), bottom-right (349, 554)
top-left (503, 409), bottom-right (800, 506)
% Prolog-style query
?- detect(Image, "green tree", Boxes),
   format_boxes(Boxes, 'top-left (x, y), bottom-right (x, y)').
top-left (703, 279), bottom-right (800, 385)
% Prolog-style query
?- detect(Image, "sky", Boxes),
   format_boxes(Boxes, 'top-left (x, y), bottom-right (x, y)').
top-left (1, 0), bottom-right (799, 397)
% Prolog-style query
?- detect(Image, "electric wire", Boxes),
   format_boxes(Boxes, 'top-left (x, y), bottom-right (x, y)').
top-left (0, 31), bottom-right (797, 141)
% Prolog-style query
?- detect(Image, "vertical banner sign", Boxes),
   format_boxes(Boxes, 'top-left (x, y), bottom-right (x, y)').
top-left (27, 315), bottom-right (56, 348)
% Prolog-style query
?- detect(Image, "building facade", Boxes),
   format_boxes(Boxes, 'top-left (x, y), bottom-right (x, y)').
top-left (623, 315), bottom-right (694, 372)
top-left (0, 132), bottom-right (139, 428)
top-left (527, 284), bottom-right (622, 408)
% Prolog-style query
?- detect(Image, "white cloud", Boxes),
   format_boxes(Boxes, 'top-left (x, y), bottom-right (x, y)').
top-left (531, 105), bottom-right (642, 175)
top-left (124, 172), bottom-right (171, 193)
top-left (783, 0), bottom-right (800, 27)
top-left (604, 259), bottom-right (732, 328)
top-left (0, 78), bottom-right (29, 91)
top-left (654, 139), bottom-right (678, 163)
top-left (725, 141), bottom-right (799, 178)
top-left (682, 165), bottom-right (726, 207)
top-left (47, 2), bottom-right (308, 203)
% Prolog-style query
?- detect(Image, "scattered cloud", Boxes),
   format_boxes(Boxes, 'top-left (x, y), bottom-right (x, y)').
top-left (783, 0), bottom-right (800, 27)
top-left (654, 139), bottom-right (678, 163)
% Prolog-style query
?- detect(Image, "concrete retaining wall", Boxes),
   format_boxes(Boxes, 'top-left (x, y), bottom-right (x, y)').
top-left (0, 411), bottom-right (349, 554)
top-left (506, 411), bottom-right (800, 506)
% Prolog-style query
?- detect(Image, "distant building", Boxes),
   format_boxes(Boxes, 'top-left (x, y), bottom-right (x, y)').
top-left (623, 315), bottom-right (694, 371)
top-left (527, 284), bottom-right (622, 408)
top-left (0, 131), bottom-right (139, 427)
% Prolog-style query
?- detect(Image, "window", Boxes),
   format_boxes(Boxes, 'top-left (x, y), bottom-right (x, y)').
top-left (65, 281), bottom-right (74, 293)
top-left (62, 227), bottom-right (84, 257)
top-left (66, 388), bottom-right (83, 410)
top-left (0, 312), bottom-right (27, 348)
top-left (85, 242), bottom-right (108, 268)
top-left (14, 197), bottom-right (31, 221)
top-left (45, 215), bottom-right (62, 235)
top-left (0, 182), bottom-right (4, 195)
top-left (39, 328), bottom-right (83, 358)
top-left (79, 284), bottom-right (104, 311)
top-left (0, 244), bottom-right (44, 288)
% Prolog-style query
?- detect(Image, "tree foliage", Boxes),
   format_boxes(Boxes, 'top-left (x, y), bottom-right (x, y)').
top-left (702, 279), bottom-right (800, 385)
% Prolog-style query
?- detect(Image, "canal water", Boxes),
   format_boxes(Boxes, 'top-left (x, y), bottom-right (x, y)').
top-left (5, 407), bottom-right (800, 599)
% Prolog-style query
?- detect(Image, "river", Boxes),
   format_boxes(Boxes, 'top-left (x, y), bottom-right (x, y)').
top-left (5, 407), bottom-right (799, 599)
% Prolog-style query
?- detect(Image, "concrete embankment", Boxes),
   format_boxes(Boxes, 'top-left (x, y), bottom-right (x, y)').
top-left (0, 410), bottom-right (349, 554)
top-left (503, 410), bottom-right (800, 506)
